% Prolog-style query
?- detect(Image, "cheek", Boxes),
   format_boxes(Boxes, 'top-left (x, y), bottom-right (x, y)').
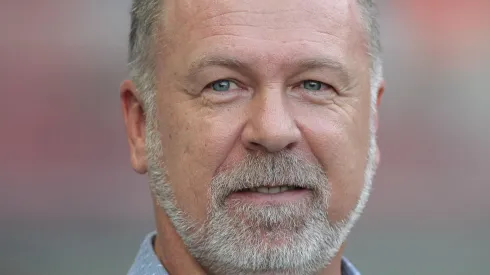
top-left (157, 102), bottom-right (245, 223)
top-left (298, 105), bottom-right (370, 222)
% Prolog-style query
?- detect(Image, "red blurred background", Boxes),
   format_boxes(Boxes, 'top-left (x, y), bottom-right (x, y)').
top-left (1, 1), bottom-right (489, 274)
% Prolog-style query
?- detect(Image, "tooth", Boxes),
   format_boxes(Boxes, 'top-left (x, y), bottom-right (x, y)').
top-left (257, 187), bottom-right (269, 194)
top-left (280, 186), bottom-right (289, 192)
top-left (268, 187), bottom-right (281, 194)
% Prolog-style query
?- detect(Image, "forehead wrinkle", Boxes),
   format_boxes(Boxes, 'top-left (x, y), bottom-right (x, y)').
top-left (194, 26), bottom-right (350, 46)
top-left (198, 10), bottom-right (350, 34)
top-left (163, 0), bottom-right (368, 53)
top-left (189, 31), bottom-right (350, 66)
top-left (188, 7), bottom-right (361, 56)
top-left (171, 0), bottom-right (359, 36)
top-left (198, 9), bottom-right (313, 27)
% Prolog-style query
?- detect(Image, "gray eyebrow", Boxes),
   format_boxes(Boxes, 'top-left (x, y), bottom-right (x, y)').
top-left (186, 56), bottom-right (248, 81)
top-left (186, 55), bottom-right (354, 85)
top-left (293, 57), bottom-right (354, 85)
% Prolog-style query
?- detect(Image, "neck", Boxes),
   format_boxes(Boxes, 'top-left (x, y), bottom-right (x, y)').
top-left (153, 201), bottom-right (205, 275)
top-left (153, 202), bottom-right (345, 275)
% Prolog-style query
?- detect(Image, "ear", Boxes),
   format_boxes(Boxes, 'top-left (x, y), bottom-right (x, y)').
top-left (375, 80), bottom-right (385, 166)
top-left (120, 80), bottom-right (148, 174)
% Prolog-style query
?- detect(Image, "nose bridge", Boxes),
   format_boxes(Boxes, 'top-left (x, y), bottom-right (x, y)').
top-left (255, 89), bottom-right (290, 130)
top-left (242, 86), bottom-right (300, 152)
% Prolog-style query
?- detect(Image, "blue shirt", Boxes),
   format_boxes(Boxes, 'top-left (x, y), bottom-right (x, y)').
top-left (128, 232), bottom-right (360, 275)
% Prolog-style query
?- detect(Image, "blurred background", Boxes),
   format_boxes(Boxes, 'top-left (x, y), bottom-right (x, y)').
top-left (1, 0), bottom-right (489, 274)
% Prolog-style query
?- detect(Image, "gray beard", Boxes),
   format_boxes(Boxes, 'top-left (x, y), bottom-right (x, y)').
top-left (146, 120), bottom-right (377, 275)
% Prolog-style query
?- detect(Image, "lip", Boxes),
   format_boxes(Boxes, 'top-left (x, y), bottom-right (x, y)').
top-left (226, 189), bottom-right (312, 205)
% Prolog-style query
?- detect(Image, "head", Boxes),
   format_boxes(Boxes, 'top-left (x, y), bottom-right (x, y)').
top-left (121, 0), bottom-right (384, 274)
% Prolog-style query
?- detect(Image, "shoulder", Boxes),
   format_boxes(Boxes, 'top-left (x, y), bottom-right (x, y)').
top-left (127, 232), bottom-right (168, 275)
top-left (341, 257), bottom-right (361, 275)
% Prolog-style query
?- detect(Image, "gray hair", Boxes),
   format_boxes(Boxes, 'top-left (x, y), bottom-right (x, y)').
top-left (128, 0), bottom-right (383, 113)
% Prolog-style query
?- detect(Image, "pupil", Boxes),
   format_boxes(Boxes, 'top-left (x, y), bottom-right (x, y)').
top-left (305, 81), bottom-right (321, 90)
top-left (213, 80), bottom-right (230, 91)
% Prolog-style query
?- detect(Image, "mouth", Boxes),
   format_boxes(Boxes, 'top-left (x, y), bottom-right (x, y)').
top-left (226, 185), bottom-right (311, 205)
top-left (238, 186), bottom-right (305, 194)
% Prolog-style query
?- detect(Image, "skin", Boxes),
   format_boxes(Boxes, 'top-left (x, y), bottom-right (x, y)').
top-left (121, 0), bottom-right (384, 274)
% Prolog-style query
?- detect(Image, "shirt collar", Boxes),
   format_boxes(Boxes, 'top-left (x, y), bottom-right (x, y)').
top-left (128, 232), bottom-right (360, 275)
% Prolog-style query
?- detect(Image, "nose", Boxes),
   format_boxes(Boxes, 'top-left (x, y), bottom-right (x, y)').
top-left (241, 90), bottom-right (301, 153)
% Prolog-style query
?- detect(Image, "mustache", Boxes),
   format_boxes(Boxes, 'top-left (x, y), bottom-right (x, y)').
top-left (210, 151), bottom-right (329, 205)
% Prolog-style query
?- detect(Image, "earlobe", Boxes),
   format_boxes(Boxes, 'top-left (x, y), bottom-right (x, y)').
top-left (375, 80), bottom-right (385, 166)
top-left (120, 80), bottom-right (148, 174)
top-left (374, 79), bottom-right (385, 131)
top-left (376, 80), bottom-right (385, 108)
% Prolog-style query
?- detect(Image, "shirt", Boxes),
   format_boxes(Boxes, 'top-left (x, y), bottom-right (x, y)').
top-left (128, 232), bottom-right (361, 275)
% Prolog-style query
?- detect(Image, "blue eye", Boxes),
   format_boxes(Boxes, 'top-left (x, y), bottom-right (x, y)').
top-left (210, 80), bottom-right (238, 92)
top-left (302, 80), bottom-right (326, 91)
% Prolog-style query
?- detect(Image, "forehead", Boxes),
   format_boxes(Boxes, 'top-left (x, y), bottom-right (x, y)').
top-left (161, 0), bottom-right (368, 73)
top-left (165, 0), bottom-right (361, 25)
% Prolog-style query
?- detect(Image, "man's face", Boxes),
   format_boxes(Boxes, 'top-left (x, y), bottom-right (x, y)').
top-left (137, 0), bottom-right (379, 273)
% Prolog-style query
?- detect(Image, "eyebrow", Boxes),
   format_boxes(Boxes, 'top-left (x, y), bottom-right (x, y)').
top-left (186, 56), bottom-right (247, 81)
top-left (292, 57), bottom-right (354, 85)
top-left (185, 55), bottom-right (354, 85)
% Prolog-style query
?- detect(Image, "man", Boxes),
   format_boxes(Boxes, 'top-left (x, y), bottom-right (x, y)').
top-left (121, 0), bottom-right (384, 274)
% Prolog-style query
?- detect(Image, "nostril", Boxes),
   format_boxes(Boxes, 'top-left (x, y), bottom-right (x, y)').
top-left (285, 142), bottom-right (297, 150)
top-left (247, 141), bottom-right (266, 152)
top-left (246, 140), bottom-right (297, 152)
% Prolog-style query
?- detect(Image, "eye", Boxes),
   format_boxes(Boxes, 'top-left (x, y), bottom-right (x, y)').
top-left (209, 79), bottom-right (239, 92)
top-left (301, 80), bottom-right (332, 91)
